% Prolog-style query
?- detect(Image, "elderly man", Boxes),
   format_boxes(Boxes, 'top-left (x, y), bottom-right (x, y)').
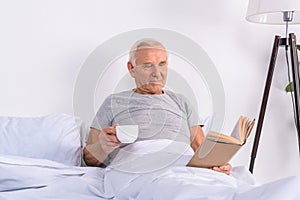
top-left (83, 38), bottom-right (231, 175)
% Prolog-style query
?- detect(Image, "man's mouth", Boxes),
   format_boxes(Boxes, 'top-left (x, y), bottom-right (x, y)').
top-left (148, 80), bottom-right (163, 84)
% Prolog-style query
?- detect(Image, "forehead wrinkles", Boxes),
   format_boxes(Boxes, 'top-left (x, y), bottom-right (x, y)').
top-left (135, 48), bottom-right (168, 64)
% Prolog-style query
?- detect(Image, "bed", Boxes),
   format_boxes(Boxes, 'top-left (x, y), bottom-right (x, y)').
top-left (0, 113), bottom-right (299, 200)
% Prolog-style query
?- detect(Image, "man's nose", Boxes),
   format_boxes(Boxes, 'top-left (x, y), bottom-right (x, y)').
top-left (151, 65), bottom-right (162, 77)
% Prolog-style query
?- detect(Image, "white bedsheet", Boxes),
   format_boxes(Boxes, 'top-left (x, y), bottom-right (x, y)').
top-left (0, 155), bottom-right (114, 200)
top-left (1, 140), bottom-right (299, 200)
top-left (108, 166), bottom-right (300, 200)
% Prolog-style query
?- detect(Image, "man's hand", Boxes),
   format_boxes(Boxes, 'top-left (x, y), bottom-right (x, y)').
top-left (211, 163), bottom-right (232, 175)
top-left (98, 124), bottom-right (121, 154)
top-left (83, 147), bottom-right (101, 166)
top-left (84, 124), bottom-right (121, 166)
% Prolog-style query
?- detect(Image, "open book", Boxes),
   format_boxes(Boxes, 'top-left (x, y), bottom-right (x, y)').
top-left (187, 116), bottom-right (255, 168)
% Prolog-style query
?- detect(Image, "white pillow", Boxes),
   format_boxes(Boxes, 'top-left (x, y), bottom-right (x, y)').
top-left (0, 114), bottom-right (82, 166)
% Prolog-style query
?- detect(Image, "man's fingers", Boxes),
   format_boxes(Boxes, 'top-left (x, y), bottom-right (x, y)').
top-left (112, 123), bottom-right (119, 128)
top-left (102, 132), bottom-right (120, 146)
top-left (212, 165), bottom-right (231, 175)
top-left (106, 133), bottom-right (120, 143)
top-left (97, 125), bottom-right (121, 154)
top-left (100, 126), bottom-right (119, 142)
top-left (212, 167), bottom-right (221, 172)
top-left (220, 163), bottom-right (232, 171)
top-left (102, 141), bottom-right (120, 153)
top-left (220, 165), bottom-right (228, 170)
top-left (104, 139), bottom-right (119, 146)
top-left (102, 127), bottom-right (116, 135)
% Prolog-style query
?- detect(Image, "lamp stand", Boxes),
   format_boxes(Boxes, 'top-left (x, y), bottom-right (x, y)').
top-left (249, 33), bottom-right (300, 173)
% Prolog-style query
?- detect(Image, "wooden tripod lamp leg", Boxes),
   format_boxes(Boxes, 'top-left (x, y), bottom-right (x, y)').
top-left (289, 33), bottom-right (300, 153)
top-left (249, 36), bottom-right (281, 173)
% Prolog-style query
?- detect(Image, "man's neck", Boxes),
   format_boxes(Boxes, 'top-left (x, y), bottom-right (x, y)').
top-left (133, 88), bottom-right (164, 95)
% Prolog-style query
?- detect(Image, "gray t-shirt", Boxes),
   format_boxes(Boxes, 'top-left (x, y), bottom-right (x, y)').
top-left (91, 90), bottom-right (201, 144)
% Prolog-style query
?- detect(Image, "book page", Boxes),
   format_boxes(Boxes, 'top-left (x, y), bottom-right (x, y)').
top-left (229, 117), bottom-right (242, 141)
top-left (244, 119), bottom-right (255, 142)
top-left (230, 116), bottom-right (254, 143)
top-left (207, 131), bottom-right (241, 145)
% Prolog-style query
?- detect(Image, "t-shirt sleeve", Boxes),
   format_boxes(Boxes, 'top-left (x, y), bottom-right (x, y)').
top-left (90, 95), bottom-right (113, 130)
top-left (179, 94), bottom-right (202, 128)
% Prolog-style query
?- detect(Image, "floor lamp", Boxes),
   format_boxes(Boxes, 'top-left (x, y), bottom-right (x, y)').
top-left (246, 0), bottom-right (300, 173)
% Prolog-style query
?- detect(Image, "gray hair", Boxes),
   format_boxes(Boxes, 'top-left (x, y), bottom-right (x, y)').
top-left (129, 38), bottom-right (167, 66)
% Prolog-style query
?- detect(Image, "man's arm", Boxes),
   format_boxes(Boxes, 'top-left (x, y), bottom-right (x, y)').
top-left (83, 128), bottom-right (106, 166)
top-left (83, 125), bottom-right (120, 166)
top-left (189, 125), bottom-right (232, 175)
top-left (189, 125), bottom-right (205, 152)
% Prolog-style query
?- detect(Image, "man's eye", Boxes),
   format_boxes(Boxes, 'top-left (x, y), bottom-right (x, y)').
top-left (159, 62), bottom-right (167, 67)
top-left (143, 64), bottom-right (153, 69)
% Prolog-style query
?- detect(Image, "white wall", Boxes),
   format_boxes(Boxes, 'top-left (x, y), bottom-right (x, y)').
top-left (0, 0), bottom-right (299, 183)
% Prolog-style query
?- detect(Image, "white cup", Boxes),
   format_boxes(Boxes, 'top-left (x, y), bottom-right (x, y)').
top-left (116, 125), bottom-right (139, 143)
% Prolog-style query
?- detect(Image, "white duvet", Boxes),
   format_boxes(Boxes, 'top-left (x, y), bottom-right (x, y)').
top-left (0, 140), bottom-right (299, 200)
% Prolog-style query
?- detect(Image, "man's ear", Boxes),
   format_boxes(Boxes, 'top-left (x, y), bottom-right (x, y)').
top-left (127, 61), bottom-right (135, 78)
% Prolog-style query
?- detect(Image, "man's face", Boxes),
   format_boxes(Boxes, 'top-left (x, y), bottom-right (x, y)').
top-left (128, 47), bottom-right (168, 94)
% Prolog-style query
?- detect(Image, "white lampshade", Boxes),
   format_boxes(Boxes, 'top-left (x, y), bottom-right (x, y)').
top-left (246, 0), bottom-right (300, 24)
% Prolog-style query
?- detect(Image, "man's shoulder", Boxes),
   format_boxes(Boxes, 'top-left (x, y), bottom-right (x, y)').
top-left (164, 90), bottom-right (186, 101)
top-left (101, 90), bottom-right (133, 103)
top-left (99, 90), bottom-right (133, 108)
top-left (164, 90), bottom-right (194, 113)
top-left (107, 90), bottom-right (133, 98)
